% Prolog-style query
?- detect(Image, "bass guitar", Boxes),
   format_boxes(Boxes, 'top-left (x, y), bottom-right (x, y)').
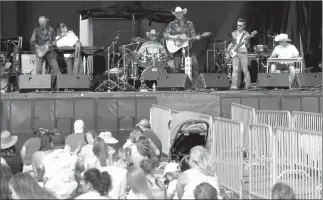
top-left (166, 32), bottom-right (211, 53)
top-left (225, 30), bottom-right (257, 62)
top-left (35, 34), bottom-right (66, 58)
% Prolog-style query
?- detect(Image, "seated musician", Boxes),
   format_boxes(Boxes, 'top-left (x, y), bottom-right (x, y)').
top-left (30, 16), bottom-right (61, 76)
top-left (270, 34), bottom-right (299, 88)
top-left (137, 29), bottom-right (168, 64)
top-left (163, 7), bottom-right (201, 79)
top-left (56, 23), bottom-right (84, 75)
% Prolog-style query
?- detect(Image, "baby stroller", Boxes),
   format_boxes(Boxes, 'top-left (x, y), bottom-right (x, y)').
top-left (167, 112), bottom-right (210, 172)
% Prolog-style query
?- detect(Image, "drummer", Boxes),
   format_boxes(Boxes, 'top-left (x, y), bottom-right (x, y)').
top-left (137, 29), bottom-right (168, 64)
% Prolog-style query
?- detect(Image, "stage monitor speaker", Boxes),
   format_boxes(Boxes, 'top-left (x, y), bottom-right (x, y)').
top-left (257, 73), bottom-right (289, 88)
top-left (194, 73), bottom-right (230, 90)
top-left (157, 74), bottom-right (192, 91)
top-left (57, 75), bottom-right (90, 91)
top-left (298, 73), bottom-right (322, 88)
top-left (18, 75), bottom-right (51, 92)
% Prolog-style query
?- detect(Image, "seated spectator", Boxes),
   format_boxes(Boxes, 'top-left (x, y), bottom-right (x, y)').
top-left (194, 182), bottom-right (218, 199)
top-left (41, 134), bottom-right (82, 199)
top-left (137, 119), bottom-right (162, 158)
top-left (20, 128), bottom-right (48, 175)
top-left (126, 166), bottom-right (152, 199)
top-left (79, 131), bottom-right (98, 161)
top-left (140, 158), bottom-right (166, 199)
top-left (272, 182), bottom-right (296, 199)
top-left (76, 168), bottom-right (112, 199)
top-left (1, 130), bottom-right (21, 174)
top-left (162, 162), bottom-right (181, 199)
top-left (177, 146), bottom-right (220, 199)
top-left (66, 119), bottom-right (86, 151)
top-left (1, 164), bottom-right (13, 200)
top-left (9, 172), bottom-right (56, 199)
top-left (100, 149), bottom-right (130, 199)
top-left (31, 132), bottom-right (54, 180)
top-left (99, 132), bottom-right (118, 158)
top-left (84, 137), bottom-right (111, 170)
top-left (130, 136), bottom-right (158, 170)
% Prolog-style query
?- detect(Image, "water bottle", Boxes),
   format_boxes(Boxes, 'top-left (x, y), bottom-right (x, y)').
top-left (152, 83), bottom-right (156, 92)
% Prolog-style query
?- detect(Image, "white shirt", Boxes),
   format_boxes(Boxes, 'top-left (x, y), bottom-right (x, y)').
top-left (56, 31), bottom-right (79, 58)
top-left (271, 43), bottom-right (299, 59)
top-left (99, 165), bottom-right (127, 199)
top-left (167, 179), bottom-right (178, 199)
top-left (76, 191), bottom-right (109, 199)
top-left (79, 144), bottom-right (94, 161)
top-left (236, 32), bottom-right (247, 52)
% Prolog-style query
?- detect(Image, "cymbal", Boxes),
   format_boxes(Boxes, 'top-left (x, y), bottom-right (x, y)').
top-left (131, 37), bottom-right (147, 43)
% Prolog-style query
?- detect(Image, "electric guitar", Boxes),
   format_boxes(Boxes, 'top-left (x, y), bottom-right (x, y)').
top-left (35, 34), bottom-right (66, 58)
top-left (166, 32), bottom-right (211, 53)
top-left (225, 30), bottom-right (257, 61)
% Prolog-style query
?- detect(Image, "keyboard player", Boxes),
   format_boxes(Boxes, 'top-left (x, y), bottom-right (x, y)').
top-left (56, 23), bottom-right (84, 75)
top-left (269, 34), bottom-right (299, 88)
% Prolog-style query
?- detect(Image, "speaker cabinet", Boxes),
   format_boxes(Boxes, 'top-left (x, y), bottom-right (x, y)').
top-left (194, 73), bottom-right (230, 90)
top-left (298, 73), bottom-right (322, 88)
top-left (157, 74), bottom-right (192, 91)
top-left (257, 73), bottom-right (289, 88)
top-left (18, 75), bottom-right (51, 92)
top-left (56, 75), bottom-right (90, 91)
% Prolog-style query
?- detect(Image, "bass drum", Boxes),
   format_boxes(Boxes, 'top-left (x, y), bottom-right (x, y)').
top-left (140, 66), bottom-right (167, 89)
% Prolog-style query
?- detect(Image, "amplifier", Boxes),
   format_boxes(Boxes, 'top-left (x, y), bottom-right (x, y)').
top-left (21, 54), bottom-right (45, 74)
top-left (56, 75), bottom-right (90, 91)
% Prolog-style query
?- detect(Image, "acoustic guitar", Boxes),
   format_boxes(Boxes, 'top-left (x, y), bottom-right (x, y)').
top-left (166, 32), bottom-right (211, 53)
top-left (35, 35), bottom-right (66, 58)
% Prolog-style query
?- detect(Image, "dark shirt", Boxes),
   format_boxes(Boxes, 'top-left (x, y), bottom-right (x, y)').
top-left (65, 133), bottom-right (86, 152)
top-left (30, 26), bottom-right (56, 47)
top-left (142, 129), bottom-right (163, 156)
top-left (22, 137), bottom-right (41, 165)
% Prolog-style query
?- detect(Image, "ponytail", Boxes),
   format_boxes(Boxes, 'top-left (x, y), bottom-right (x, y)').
top-left (140, 157), bottom-right (160, 174)
top-left (98, 171), bottom-right (112, 196)
top-left (83, 168), bottom-right (112, 196)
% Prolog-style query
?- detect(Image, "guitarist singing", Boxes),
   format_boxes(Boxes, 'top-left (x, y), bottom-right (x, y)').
top-left (163, 6), bottom-right (201, 79)
top-left (30, 16), bottom-right (61, 77)
top-left (227, 18), bottom-right (252, 90)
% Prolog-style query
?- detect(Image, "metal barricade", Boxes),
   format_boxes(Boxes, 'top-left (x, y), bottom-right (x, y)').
top-left (231, 103), bottom-right (256, 150)
top-left (273, 127), bottom-right (322, 199)
top-left (256, 110), bottom-right (291, 127)
top-left (249, 124), bottom-right (274, 199)
top-left (292, 111), bottom-right (322, 133)
top-left (212, 117), bottom-right (244, 198)
top-left (150, 105), bottom-right (172, 154)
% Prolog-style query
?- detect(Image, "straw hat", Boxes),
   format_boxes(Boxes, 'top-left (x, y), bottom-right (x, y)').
top-left (146, 29), bottom-right (159, 39)
top-left (172, 6), bottom-right (187, 15)
top-left (99, 132), bottom-right (119, 144)
top-left (1, 130), bottom-right (18, 149)
top-left (275, 33), bottom-right (291, 42)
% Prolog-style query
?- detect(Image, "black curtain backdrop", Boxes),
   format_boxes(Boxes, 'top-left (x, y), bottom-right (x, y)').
top-left (245, 1), bottom-right (322, 68)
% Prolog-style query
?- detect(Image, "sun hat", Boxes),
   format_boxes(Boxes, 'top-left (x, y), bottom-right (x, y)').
top-left (162, 162), bottom-right (180, 177)
top-left (99, 132), bottom-right (119, 144)
top-left (1, 130), bottom-right (18, 149)
top-left (171, 6), bottom-right (187, 15)
top-left (275, 33), bottom-right (291, 42)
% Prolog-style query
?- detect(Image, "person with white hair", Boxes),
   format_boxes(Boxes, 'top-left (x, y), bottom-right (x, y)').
top-left (270, 33), bottom-right (300, 89)
top-left (65, 119), bottom-right (86, 151)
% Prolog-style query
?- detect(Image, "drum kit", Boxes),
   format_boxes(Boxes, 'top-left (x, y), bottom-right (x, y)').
top-left (97, 33), bottom-right (171, 92)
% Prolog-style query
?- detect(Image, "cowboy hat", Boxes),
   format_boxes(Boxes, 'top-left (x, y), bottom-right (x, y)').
top-left (1, 130), bottom-right (18, 149)
top-left (172, 7), bottom-right (187, 15)
top-left (275, 34), bottom-right (291, 42)
top-left (99, 131), bottom-right (119, 144)
top-left (146, 29), bottom-right (159, 39)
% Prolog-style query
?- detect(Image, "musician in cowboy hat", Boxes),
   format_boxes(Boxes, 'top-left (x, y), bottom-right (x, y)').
top-left (164, 6), bottom-right (201, 79)
top-left (270, 33), bottom-right (300, 89)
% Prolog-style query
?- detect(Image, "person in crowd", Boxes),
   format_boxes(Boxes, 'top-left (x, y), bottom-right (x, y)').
top-left (1, 157), bottom-right (8, 166)
top-left (66, 119), bottom-right (86, 151)
top-left (140, 158), bottom-right (166, 199)
top-left (130, 136), bottom-right (158, 170)
top-left (194, 182), bottom-right (219, 199)
top-left (1, 130), bottom-right (21, 174)
top-left (1, 164), bottom-right (13, 200)
top-left (31, 132), bottom-right (54, 181)
top-left (162, 162), bottom-right (181, 199)
top-left (41, 134), bottom-right (82, 199)
top-left (126, 166), bottom-right (152, 199)
top-left (79, 131), bottom-right (98, 161)
top-left (84, 137), bottom-right (111, 170)
top-left (99, 149), bottom-right (130, 199)
top-left (272, 182), bottom-right (296, 199)
top-left (269, 33), bottom-right (300, 89)
top-left (99, 131), bottom-right (119, 159)
top-left (56, 22), bottom-right (84, 75)
top-left (20, 128), bottom-right (48, 175)
top-left (137, 119), bottom-right (162, 159)
top-left (8, 172), bottom-right (56, 199)
top-left (76, 168), bottom-right (112, 199)
top-left (176, 146), bottom-right (220, 199)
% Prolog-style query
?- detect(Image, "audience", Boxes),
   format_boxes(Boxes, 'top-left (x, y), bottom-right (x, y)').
top-left (194, 182), bottom-right (219, 199)
top-left (99, 131), bottom-right (119, 158)
top-left (272, 182), bottom-right (296, 199)
top-left (84, 136), bottom-right (110, 170)
top-left (65, 119), bottom-right (86, 151)
top-left (1, 164), bottom-right (13, 199)
top-left (1, 130), bottom-right (21, 174)
top-left (76, 168), bottom-right (112, 199)
top-left (79, 131), bottom-right (97, 161)
top-left (9, 172), bottom-right (56, 199)
top-left (162, 162), bottom-right (181, 199)
top-left (130, 136), bottom-right (157, 169)
top-left (126, 167), bottom-right (152, 199)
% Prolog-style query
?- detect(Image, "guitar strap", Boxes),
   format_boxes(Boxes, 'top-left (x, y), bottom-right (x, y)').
top-left (237, 32), bottom-right (246, 46)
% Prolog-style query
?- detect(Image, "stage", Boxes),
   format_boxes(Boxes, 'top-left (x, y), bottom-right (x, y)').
top-left (1, 89), bottom-right (322, 149)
